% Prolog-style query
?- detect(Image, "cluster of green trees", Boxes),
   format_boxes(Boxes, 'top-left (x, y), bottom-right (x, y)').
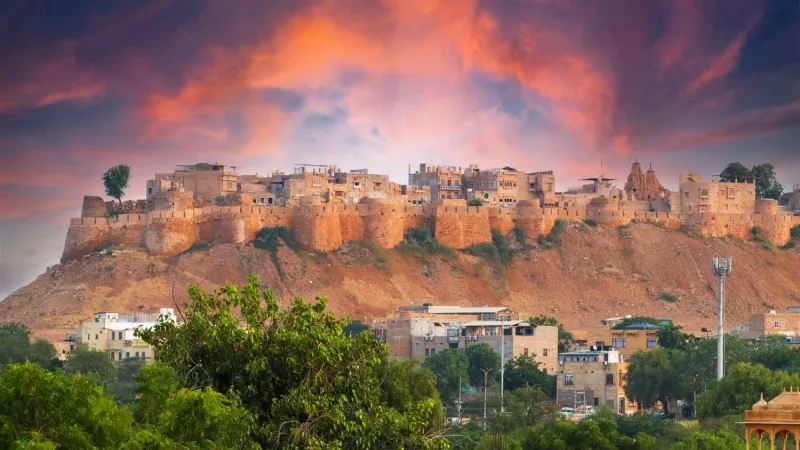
top-left (6, 279), bottom-right (798, 448)
top-left (719, 162), bottom-right (784, 200)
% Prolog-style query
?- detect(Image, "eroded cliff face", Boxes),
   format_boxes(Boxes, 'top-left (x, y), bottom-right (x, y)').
top-left (8, 223), bottom-right (800, 342)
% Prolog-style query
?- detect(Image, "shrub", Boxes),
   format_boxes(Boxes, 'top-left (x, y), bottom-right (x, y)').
top-left (214, 195), bottom-right (225, 205)
top-left (467, 199), bottom-right (483, 207)
top-left (254, 226), bottom-right (293, 251)
top-left (750, 226), bottom-right (775, 251)
top-left (537, 219), bottom-right (567, 249)
top-left (617, 223), bottom-right (631, 237)
top-left (658, 292), bottom-right (680, 303)
top-left (398, 228), bottom-right (453, 256)
top-left (791, 225), bottom-right (800, 242)
top-left (751, 226), bottom-right (763, 237)
top-left (184, 241), bottom-right (210, 253)
top-left (583, 219), bottom-right (598, 228)
top-left (511, 227), bottom-right (528, 247)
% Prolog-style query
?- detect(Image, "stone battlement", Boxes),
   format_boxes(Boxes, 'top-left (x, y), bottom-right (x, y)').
top-left (61, 197), bottom-right (800, 263)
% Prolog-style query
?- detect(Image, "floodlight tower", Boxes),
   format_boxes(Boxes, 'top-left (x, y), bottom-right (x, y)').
top-left (712, 257), bottom-right (733, 380)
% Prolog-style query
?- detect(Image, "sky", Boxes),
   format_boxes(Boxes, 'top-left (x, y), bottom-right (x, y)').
top-left (1, 0), bottom-right (799, 299)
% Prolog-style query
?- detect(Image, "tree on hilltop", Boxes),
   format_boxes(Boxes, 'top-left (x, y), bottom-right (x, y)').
top-left (719, 162), bottom-right (752, 183)
top-left (103, 164), bottom-right (131, 206)
top-left (751, 163), bottom-right (783, 200)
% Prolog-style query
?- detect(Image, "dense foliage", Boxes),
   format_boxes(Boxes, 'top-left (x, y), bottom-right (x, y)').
top-left (138, 275), bottom-right (448, 449)
top-left (719, 162), bottom-right (783, 199)
top-left (102, 164), bottom-right (131, 205)
top-left (0, 323), bottom-right (59, 370)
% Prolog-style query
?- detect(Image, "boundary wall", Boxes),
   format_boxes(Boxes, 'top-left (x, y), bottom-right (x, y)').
top-left (61, 202), bottom-right (800, 262)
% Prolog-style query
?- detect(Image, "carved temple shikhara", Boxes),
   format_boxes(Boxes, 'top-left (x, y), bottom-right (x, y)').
top-left (744, 389), bottom-right (800, 449)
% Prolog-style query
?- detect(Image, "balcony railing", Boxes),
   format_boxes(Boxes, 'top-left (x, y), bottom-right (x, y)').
top-left (437, 185), bottom-right (462, 191)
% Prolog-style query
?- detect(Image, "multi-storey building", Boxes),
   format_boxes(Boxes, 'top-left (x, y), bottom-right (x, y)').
top-left (371, 304), bottom-right (559, 374)
top-left (79, 308), bottom-right (176, 361)
top-left (147, 163), bottom-right (239, 202)
top-left (527, 171), bottom-right (557, 206)
top-left (331, 168), bottom-right (390, 203)
top-left (593, 322), bottom-right (661, 360)
top-left (463, 165), bottom-right (530, 207)
top-left (556, 349), bottom-right (637, 414)
top-left (408, 164), bottom-right (464, 201)
top-left (677, 173), bottom-right (756, 214)
top-left (733, 308), bottom-right (800, 343)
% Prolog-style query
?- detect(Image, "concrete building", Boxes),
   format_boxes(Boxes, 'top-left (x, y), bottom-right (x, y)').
top-left (147, 163), bottom-right (238, 202)
top-left (79, 308), bottom-right (176, 361)
top-left (371, 304), bottom-right (559, 374)
top-left (556, 349), bottom-right (636, 415)
top-left (463, 165), bottom-right (530, 207)
top-left (733, 308), bottom-right (800, 344)
top-left (677, 173), bottom-right (756, 214)
top-left (408, 163), bottom-right (464, 201)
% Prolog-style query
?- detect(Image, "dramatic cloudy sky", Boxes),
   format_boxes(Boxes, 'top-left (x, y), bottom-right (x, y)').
top-left (1, 0), bottom-right (799, 298)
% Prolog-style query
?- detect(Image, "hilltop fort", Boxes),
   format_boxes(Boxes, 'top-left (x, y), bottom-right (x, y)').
top-left (63, 161), bottom-right (800, 262)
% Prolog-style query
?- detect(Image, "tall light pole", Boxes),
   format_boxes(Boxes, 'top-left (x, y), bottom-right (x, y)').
top-left (712, 257), bottom-right (732, 380)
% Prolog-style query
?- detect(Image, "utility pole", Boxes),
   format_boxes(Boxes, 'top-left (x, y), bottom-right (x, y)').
top-left (500, 314), bottom-right (505, 414)
top-left (457, 377), bottom-right (462, 425)
top-left (483, 369), bottom-right (489, 430)
top-left (712, 257), bottom-right (733, 380)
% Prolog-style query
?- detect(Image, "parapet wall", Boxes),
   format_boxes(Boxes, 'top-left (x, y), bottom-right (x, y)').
top-left (62, 200), bottom-right (800, 262)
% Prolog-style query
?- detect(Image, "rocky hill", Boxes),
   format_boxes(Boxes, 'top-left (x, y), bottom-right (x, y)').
top-left (2, 222), bottom-right (800, 341)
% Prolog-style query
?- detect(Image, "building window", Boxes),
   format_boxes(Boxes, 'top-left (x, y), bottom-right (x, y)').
top-left (524, 348), bottom-right (529, 356)
top-left (543, 349), bottom-right (548, 357)
top-left (95, 334), bottom-right (98, 340)
top-left (774, 321), bottom-right (780, 328)
top-left (135, 351), bottom-right (140, 358)
top-left (647, 338), bottom-right (657, 348)
top-left (118, 352), bottom-right (122, 360)
top-left (594, 397), bottom-right (600, 406)
top-left (565, 373), bottom-right (574, 385)
top-left (125, 352), bottom-right (130, 359)
top-left (424, 349), bottom-right (430, 357)
top-left (110, 353), bottom-right (114, 360)
top-left (611, 338), bottom-right (626, 348)
top-left (606, 373), bottom-right (614, 385)
top-left (111, 332), bottom-right (115, 341)
top-left (430, 348), bottom-right (436, 356)
top-left (119, 331), bottom-right (123, 340)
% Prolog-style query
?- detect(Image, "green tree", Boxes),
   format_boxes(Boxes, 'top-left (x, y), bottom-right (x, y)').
top-left (102, 164), bottom-right (131, 205)
top-left (518, 416), bottom-right (646, 449)
top-left (751, 164), bottom-right (783, 200)
top-left (0, 323), bottom-right (58, 370)
top-left (134, 363), bottom-right (179, 425)
top-left (696, 363), bottom-right (800, 419)
top-left (670, 427), bottom-right (745, 450)
top-left (342, 319), bottom-right (369, 337)
top-left (64, 344), bottom-right (116, 383)
top-left (503, 355), bottom-right (555, 396)
top-left (159, 388), bottom-right (258, 449)
top-left (423, 348), bottom-right (469, 405)
top-left (719, 162), bottom-right (752, 183)
top-left (139, 275), bottom-right (448, 448)
top-left (466, 343), bottom-right (501, 388)
top-left (657, 324), bottom-right (693, 351)
top-left (0, 362), bottom-right (133, 448)
top-left (529, 315), bottom-right (574, 352)
top-left (626, 348), bottom-right (688, 414)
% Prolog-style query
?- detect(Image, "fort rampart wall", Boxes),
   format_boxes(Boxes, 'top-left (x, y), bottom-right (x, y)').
top-left (62, 199), bottom-right (800, 263)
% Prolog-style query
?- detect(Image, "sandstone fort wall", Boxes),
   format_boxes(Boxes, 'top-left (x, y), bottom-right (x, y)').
top-left (62, 198), bottom-right (800, 263)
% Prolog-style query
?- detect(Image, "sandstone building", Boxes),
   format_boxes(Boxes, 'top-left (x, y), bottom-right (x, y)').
top-left (408, 163), bottom-right (464, 201)
top-left (63, 160), bottom-right (800, 263)
top-left (147, 163), bottom-right (238, 202)
top-left (744, 390), bottom-right (800, 449)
